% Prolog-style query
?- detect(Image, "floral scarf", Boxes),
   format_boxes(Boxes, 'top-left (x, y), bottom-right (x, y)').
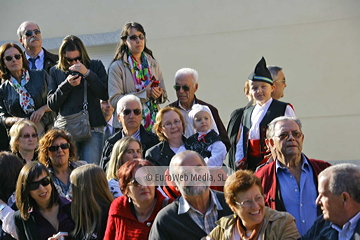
top-left (128, 52), bottom-right (159, 130)
top-left (8, 70), bottom-right (35, 114)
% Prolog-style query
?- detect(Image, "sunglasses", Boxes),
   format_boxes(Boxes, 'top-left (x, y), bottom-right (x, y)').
top-left (128, 35), bottom-right (145, 41)
top-left (128, 178), bottom-right (142, 187)
top-left (48, 143), bottom-right (70, 152)
top-left (20, 133), bottom-right (38, 139)
top-left (4, 54), bottom-right (22, 62)
top-left (65, 56), bottom-right (82, 62)
top-left (24, 29), bottom-right (41, 37)
top-left (173, 85), bottom-right (190, 92)
top-left (123, 109), bottom-right (142, 116)
top-left (29, 176), bottom-right (51, 191)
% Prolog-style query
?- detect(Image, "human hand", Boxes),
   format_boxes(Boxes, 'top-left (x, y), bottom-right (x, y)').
top-left (30, 108), bottom-right (46, 123)
top-left (68, 60), bottom-right (88, 75)
top-left (235, 158), bottom-right (247, 170)
top-left (66, 74), bottom-right (81, 87)
top-left (151, 87), bottom-right (162, 99)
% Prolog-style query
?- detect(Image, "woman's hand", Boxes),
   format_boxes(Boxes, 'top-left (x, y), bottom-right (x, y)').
top-left (151, 87), bottom-right (163, 100)
top-left (68, 60), bottom-right (88, 75)
top-left (66, 74), bottom-right (81, 87)
top-left (30, 107), bottom-right (46, 124)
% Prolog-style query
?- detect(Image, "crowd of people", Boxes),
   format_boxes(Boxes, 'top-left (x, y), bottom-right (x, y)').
top-left (0, 20), bottom-right (359, 240)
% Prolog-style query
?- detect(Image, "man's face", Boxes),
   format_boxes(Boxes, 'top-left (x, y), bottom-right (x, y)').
top-left (19, 22), bottom-right (42, 50)
top-left (100, 100), bottom-right (114, 118)
top-left (272, 70), bottom-right (287, 100)
top-left (272, 120), bottom-right (304, 161)
top-left (175, 74), bottom-right (198, 108)
top-left (118, 100), bottom-right (142, 131)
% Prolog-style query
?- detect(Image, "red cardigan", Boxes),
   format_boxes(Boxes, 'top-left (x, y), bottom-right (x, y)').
top-left (103, 189), bottom-right (172, 240)
top-left (254, 157), bottom-right (331, 211)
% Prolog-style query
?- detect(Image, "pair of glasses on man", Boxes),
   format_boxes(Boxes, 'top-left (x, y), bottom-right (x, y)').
top-left (65, 56), bottom-right (81, 62)
top-left (4, 54), bottom-right (22, 62)
top-left (173, 85), bottom-right (190, 92)
top-left (48, 143), bottom-right (70, 152)
top-left (21, 133), bottom-right (38, 139)
top-left (128, 35), bottom-right (145, 41)
top-left (275, 131), bottom-right (302, 140)
top-left (24, 29), bottom-right (41, 37)
top-left (29, 176), bottom-right (51, 191)
top-left (123, 109), bottom-right (142, 116)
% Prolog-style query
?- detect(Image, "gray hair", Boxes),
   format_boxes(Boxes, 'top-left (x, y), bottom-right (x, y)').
top-left (17, 21), bottom-right (40, 39)
top-left (174, 68), bottom-right (199, 85)
top-left (116, 95), bottom-right (142, 116)
top-left (319, 163), bottom-right (360, 203)
top-left (268, 66), bottom-right (283, 82)
top-left (266, 116), bottom-right (302, 139)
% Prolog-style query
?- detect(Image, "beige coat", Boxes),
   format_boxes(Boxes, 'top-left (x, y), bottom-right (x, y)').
top-left (208, 207), bottom-right (300, 240)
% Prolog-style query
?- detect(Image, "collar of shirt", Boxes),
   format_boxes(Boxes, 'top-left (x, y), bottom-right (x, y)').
top-left (178, 99), bottom-right (196, 112)
top-left (122, 127), bottom-right (141, 141)
top-left (178, 189), bottom-right (223, 215)
top-left (254, 97), bottom-right (273, 110)
top-left (107, 115), bottom-right (114, 128)
top-left (25, 48), bottom-right (44, 69)
top-left (275, 153), bottom-right (310, 173)
top-left (331, 211), bottom-right (360, 239)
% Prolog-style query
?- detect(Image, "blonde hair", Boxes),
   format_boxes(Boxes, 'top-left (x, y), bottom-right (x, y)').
top-left (9, 120), bottom-right (38, 153)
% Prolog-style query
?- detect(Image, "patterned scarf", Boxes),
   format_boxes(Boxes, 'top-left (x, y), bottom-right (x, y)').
top-left (9, 70), bottom-right (35, 114)
top-left (128, 52), bottom-right (159, 130)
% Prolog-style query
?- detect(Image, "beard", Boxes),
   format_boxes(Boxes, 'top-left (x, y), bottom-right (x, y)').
top-left (179, 185), bottom-right (209, 196)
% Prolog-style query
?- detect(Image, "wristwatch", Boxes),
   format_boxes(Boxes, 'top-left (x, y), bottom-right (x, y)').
top-left (0, 204), bottom-right (7, 212)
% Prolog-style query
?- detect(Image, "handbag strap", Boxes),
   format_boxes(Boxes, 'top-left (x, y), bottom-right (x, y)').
top-left (83, 79), bottom-right (88, 111)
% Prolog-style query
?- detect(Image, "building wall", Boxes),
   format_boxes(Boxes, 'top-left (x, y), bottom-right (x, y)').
top-left (1, 0), bottom-right (359, 162)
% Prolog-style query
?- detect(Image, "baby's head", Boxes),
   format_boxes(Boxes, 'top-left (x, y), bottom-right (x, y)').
top-left (189, 104), bottom-right (218, 133)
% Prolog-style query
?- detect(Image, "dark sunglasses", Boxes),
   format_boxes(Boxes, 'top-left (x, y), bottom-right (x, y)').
top-left (65, 56), bottom-right (81, 62)
top-left (173, 85), bottom-right (190, 92)
top-left (48, 143), bottom-right (70, 152)
top-left (20, 133), bottom-right (38, 139)
top-left (129, 35), bottom-right (145, 41)
top-left (24, 29), bottom-right (41, 37)
top-left (29, 176), bottom-right (51, 191)
top-left (123, 109), bottom-right (142, 116)
top-left (4, 54), bottom-right (22, 62)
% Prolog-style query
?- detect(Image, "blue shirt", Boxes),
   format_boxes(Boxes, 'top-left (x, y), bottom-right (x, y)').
top-left (332, 211), bottom-right (360, 240)
top-left (276, 155), bottom-right (318, 236)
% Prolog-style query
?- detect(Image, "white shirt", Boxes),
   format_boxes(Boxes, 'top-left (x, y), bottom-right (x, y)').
top-left (25, 48), bottom-right (44, 70)
top-left (178, 100), bottom-right (196, 138)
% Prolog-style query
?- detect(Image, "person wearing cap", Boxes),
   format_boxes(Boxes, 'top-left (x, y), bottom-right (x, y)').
top-left (234, 57), bottom-right (295, 171)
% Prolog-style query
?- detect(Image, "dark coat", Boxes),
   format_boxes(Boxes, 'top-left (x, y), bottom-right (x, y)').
top-left (145, 141), bottom-right (177, 167)
top-left (42, 48), bottom-right (58, 74)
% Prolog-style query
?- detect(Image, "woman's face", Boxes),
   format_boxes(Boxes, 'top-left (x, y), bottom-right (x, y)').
top-left (29, 171), bottom-right (52, 206)
top-left (17, 126), bottom-right (38, 152)
top-left (122, 141), bottom-right (142, 164)
top-left (161, 111), bottom-right (184, 141)
top-left (232, 184), bottom-right (265, 230)
top-left (48, 137), bottom-right (70, 168)
top-left (3, 47), bottom-right (23, 75)
top-left (126, 167), bottom-right (155, 205)
top-left (126, 28), bottom-right (145, 55)
top-left (64, 50), bottom-right (81, 66)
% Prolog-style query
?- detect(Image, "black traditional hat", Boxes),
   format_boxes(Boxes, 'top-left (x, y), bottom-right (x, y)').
top-left (248, 57), bottom-right (273, 85)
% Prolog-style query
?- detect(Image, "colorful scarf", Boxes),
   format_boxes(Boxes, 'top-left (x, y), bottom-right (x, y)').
top-left (9, 70), bottom-right (35, 114)
top-left (128, 52), bottom-right (159, 130)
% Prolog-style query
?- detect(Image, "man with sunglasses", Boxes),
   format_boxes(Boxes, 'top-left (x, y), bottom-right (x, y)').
top-left (17, 21), bottom-right (58, 73)
top-left (254, 116), bottom-right (331, 236)
top-left (168, 68), bottom-right (230, 151)
top-left (100, 95), bottom-right (158, 170)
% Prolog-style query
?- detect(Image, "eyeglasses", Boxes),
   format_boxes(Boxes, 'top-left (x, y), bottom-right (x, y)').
top-left (128, 178), bottom-right (142, 187)
top-left (162, 119), bottom-right (182, 129)
top-left (29, 176), bottom-right (51, 191)
top-left (4, 54), bottom-right (22, 62)
top-left (65, 56), bottom-right (81, 62)
top-left (48, 143), bottom-right (70, 152)
top-left (24, 29), bottom-right (41, 37)
top-left (20, 133), bottom-right (38, 139)
top-left (235, 195), bottom-right (265, 208)
top-left (173, 85), bottom-right (190, 92)
top-left (123, 109), bottom-right (142, 116)
top-left (275, 131), bottom-right (302, 140)
top-left (274, 80), bottom-right (286, 83)
top-left (128, 35), bottom-right (145, 41)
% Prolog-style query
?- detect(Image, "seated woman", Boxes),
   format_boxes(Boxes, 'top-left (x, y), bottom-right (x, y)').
top-left (104, 159), bottom-right (172, 240)
top-left (14, 161), bottom-right (74, 240)
top-left (207, 170), bottom-right (300, 240)
top-left (70, 164), bottom-right (114, 240)
top-left (9, 119), bottom-right (39, 164)
top-left (38, 129), bottom-right (85, 199)
top-left (106, 137), bottom-right (142, 198)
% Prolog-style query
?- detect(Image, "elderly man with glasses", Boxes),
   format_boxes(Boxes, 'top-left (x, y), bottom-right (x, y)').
top-left (100, 95), bottom-right (158, 170)
top-left (254, 116), bottom-right (331, 236)
top-left (17, 21), bottom-right (58, 73)
top-left (168, 68), bottom-right (230, 151)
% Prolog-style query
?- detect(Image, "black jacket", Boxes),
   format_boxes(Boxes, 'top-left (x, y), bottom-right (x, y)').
top-left (42, 48), bottom-right (58, 74)
top-left (145, 141), bottom-right (177, 167)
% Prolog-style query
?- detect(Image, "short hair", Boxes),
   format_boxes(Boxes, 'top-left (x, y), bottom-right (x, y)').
top-left (0, 43), bottom-right (29, 81)
top-left (268, 66), bottom-right (283, 82)
top-left (153, 107), bottom-right (185, 141)
top-left (16, 161), bottom-right (58, 220)
top-left (0, 152), bottom-right (23, 202)
top-left (9, 120), bottom-right (38, 153)
top-left (57, 35), bottom-right (91, 72)
top-left (116, 95), bottom-right (142, 116)
top-left (266, 116), bottom-right (302, 139)
top-left (38, 129), bottom-right (78, 167)
top-left (106, 137), bottom-right (142, 180)
top-left (117, 159), bottom-right (154, 195)
top-left (174, 68), bottom-right (199, 85)
top-left (17, 21), bottom-right (40, 39)
top-left (319, 163), bottom-right (360, 203)
top-left (224, 170), bottom-right (264, 207)
top-left (70, 164), bottom-right (114, 238)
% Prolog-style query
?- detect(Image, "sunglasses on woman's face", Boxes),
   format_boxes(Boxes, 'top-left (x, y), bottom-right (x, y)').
top-left (20, 133), bottom-right (38, 139)
top-left (48, 143), bottom-right (70, 152)
top-left (29, 176), bottom-right (51, 191)
top-left (128, 35), bottom-right (145, 41)
top-left (4, 54), bottom-right (22, 62)
top-left (65, 56), bottom-right (81, 63)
